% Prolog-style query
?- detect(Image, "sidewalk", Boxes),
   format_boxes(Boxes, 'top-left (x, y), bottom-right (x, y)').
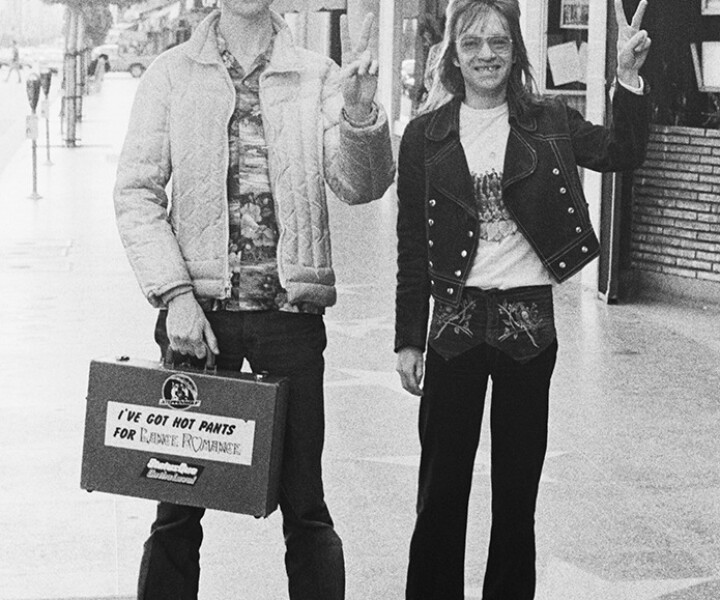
top-left (0, 73), bottom-right (719, 600)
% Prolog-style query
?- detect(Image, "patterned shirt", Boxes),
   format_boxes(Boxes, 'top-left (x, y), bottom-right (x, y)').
top-left (212, 26), bottom-right (323, 314)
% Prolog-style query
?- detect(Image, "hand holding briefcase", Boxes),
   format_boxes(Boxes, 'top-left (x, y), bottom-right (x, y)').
top-left (81, 352), bottom-right (288, 517)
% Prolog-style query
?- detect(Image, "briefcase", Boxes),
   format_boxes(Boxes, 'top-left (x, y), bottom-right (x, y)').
top-left (81, 354), bottom-right (288, 517)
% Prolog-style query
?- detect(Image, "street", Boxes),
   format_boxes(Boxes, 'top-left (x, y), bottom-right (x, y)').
top-left (0, 72), bottom-right (719, 600)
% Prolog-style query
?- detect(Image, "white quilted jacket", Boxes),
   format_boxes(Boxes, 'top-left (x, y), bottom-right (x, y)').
top-left (114, 10), bottom-right (395, 308)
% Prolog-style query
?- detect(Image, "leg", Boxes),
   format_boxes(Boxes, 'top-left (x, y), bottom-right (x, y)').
top-left (137, 503), bottom-right (206, 600)
top-left (406, 344), bottom-right (491, 600)
top-left (245, 312), bottom-right (344, 600)
top-left (482, 341), bottom-right (558, 600)
top-left (136, 311), bottom-right (246, 600)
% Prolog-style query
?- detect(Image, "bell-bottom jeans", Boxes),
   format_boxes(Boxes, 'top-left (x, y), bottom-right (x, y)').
top-left (137, 310), bottom-right (344, 600)
top-left (406, 340), bottom-right (558, 600)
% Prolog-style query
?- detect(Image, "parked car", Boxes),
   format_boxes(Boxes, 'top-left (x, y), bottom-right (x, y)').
top-left (0, 44), bottom-right (62, 75)
top-left (22, 44), bottom-right (64, 74)
top-left (91, 43), bottom-right (158, 78)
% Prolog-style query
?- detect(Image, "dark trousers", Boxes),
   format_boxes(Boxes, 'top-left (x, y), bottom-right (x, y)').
top-left (406, 341), bottom-right (557, 600)
top-left (137, 311), bottom-right (344, 600)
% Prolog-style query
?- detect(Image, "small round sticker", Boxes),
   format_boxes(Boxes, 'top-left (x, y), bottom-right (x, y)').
top-left (160, 374), bottom-right (200, 410)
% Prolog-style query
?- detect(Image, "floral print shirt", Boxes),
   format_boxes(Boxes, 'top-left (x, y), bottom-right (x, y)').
top-left (213, 26), bottom-right (323, 314)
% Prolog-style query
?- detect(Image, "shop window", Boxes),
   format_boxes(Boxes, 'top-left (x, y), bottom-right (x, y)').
top-left (639, 0), bottom-right (720, 127)
top-left (543, 0), bottom-right (589, 93)
top-left (396, 1), bottom-right (447, 126)
top-left (398, 17), bottom-right (419, 126)
top-left (281, 10), bottom-right (344, 64)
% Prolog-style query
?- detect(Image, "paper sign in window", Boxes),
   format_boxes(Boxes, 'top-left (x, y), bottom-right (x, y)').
top-left (547, 42), bottom-right (584, 87)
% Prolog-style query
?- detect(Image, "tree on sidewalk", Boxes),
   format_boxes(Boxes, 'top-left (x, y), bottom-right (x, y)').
top-left (42, 0), bottom-right (135, 146)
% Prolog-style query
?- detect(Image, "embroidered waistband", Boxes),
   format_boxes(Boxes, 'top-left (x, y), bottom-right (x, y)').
top-left (429, 285), bottom-right (556, 363)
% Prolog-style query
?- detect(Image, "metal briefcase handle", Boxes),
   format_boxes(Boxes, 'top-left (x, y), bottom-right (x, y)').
top-left (163, 345), bottom-right (217, 373)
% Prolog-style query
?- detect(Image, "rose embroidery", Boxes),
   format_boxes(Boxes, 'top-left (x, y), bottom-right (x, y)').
top-left (497, 301), bottom-right (543, 348)
top-left (433, 298), bottom-right (478, 339)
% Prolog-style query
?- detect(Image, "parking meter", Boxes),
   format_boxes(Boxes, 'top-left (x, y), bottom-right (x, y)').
top-left (40, 69), bottom-right (52, 97)
top-left (39, 68), bottom-right (54, 165)
top-left (26, 73), bottom-right (41, 113)
top-left (26, 73), bottom-right (42, 199)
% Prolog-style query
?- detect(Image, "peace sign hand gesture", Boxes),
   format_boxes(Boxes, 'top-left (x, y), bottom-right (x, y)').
top-left (615, 0), bottom-right (652, 88)
top-left (340, 13), bottom-right (379, 123)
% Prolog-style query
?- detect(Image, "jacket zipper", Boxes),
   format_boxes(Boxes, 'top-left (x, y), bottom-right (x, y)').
top-left (222, 64), bottom-right (235, 299)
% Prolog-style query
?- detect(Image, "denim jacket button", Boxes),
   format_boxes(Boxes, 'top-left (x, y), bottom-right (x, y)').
top-left (429, 260), bottom-right (434, 268)
top-left (447, 288), bottom-right (454, 295)
top-left (461, 250), bottom-right (468, 257)
top-left (559, 261), bottom-right (567, 269)
top-left (581, 246), bottom-right (588, 253)
top-left (560, 187), bottom-right (567, 194)
top-left (553, 168), bottom-right (560, 175)
top-left (429, 199), bottom-right (436, 207)
top-left (429, 240), bottom-right (434, 247)
top-left (567, 207), bottom-right (575, 214)
top-left (575, 226), bottom-right (582, 233)
top-left (468, 230), bottom-right (474, 237)
top-left (428, 219), bottom-right (434, 226)
top-left (454, 270), bottom-right (461, 277)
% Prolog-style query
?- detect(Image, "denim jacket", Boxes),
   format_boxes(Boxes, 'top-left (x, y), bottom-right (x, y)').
top-left (395, 85), bottom-right (649, 352)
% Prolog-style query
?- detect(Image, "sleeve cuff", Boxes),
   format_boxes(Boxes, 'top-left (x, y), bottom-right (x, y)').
top-left (160, 285), bottom-right (194, 306)
top-left (341, 102), bottom-right (379, 128)
top-left (617, 75), bottom-right (645, 95)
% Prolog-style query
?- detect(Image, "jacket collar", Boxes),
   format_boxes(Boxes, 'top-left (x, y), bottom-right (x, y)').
top-left (425, 95), bottom-right (538, 141)
top-left (181, 9), bottom-right (304, 73)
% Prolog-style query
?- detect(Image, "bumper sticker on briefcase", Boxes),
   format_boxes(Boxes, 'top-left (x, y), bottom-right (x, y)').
top-left (105, 401), bottom-right (256, 465)
top-left (142, 458), bottom-right (204, 486)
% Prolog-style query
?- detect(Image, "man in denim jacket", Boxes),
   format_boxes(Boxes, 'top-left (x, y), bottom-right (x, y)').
top-left (395, 1), bottom-right (650, 599)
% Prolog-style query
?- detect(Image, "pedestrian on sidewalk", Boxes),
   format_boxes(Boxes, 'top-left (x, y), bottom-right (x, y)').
top-left (89, 53), bottom-right (108, 93)
top-left (113, 1), bottom-right (394, 599)
top-left (394, 0), bottom-right (651, 598)
top-left (4, 40), bottom-right (22, 83)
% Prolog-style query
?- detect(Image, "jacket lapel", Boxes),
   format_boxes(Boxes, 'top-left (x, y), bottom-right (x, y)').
top-left (503, 108), bottom-right (538, 188)
top-left (425, 98), bottom-right (476, 217)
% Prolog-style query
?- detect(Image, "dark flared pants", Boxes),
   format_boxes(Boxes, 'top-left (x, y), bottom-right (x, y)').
top-left (137, 311), bottom-right (344, 600)
top-left (406, 341), bottom-right (557, 600)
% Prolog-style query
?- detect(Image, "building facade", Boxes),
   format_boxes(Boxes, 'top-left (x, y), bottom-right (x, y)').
top-left (211, 0), bottom-right (720, 306)
top-left (0, 0), bottom-right (64, 46)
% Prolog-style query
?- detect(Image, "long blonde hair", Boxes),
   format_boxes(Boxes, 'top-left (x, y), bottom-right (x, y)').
top-left (421, 0), bottom-right (539, 116)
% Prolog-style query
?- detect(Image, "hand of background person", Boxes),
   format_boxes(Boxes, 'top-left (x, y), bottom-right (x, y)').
top-left (615, 0), bottom-right (652, 88)
top-left (396, 346), bottom-right (425, 397)
top-left (340, 13), bottom-right (379, 122)
top-left (166, 292), bottom-right (219, 359)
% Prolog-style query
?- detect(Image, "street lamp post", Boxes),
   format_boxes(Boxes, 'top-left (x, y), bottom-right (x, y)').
top-left (26, 73), bottom-right (42, 200)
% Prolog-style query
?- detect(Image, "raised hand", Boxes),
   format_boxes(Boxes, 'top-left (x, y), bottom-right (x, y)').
top-left (340, 13), bottom-right (379, 122)
top-left (615, 0), bottom-right (652, 87)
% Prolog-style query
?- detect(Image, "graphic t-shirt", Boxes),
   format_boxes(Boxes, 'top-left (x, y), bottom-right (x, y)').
top-left (459, 102), bottom-right (552, 289)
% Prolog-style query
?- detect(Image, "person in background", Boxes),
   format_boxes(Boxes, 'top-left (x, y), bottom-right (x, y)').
top-left (419, 14), bottom-right (445, 96)
top-left (89, 53), bottom-right (108, 93)
top-left (4, 40), bottom-right (22, 83)
top-left (394, 0), bottom-right (651, 598)
top-left (114, 0), bottom-right (394, 598)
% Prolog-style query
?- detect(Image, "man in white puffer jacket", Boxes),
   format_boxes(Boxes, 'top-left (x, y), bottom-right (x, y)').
top-left (113, 1), bottom-right (394, 598)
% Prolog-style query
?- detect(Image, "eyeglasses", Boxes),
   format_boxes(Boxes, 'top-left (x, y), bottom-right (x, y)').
top-left (457, 36), bottom-right (513, 56)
